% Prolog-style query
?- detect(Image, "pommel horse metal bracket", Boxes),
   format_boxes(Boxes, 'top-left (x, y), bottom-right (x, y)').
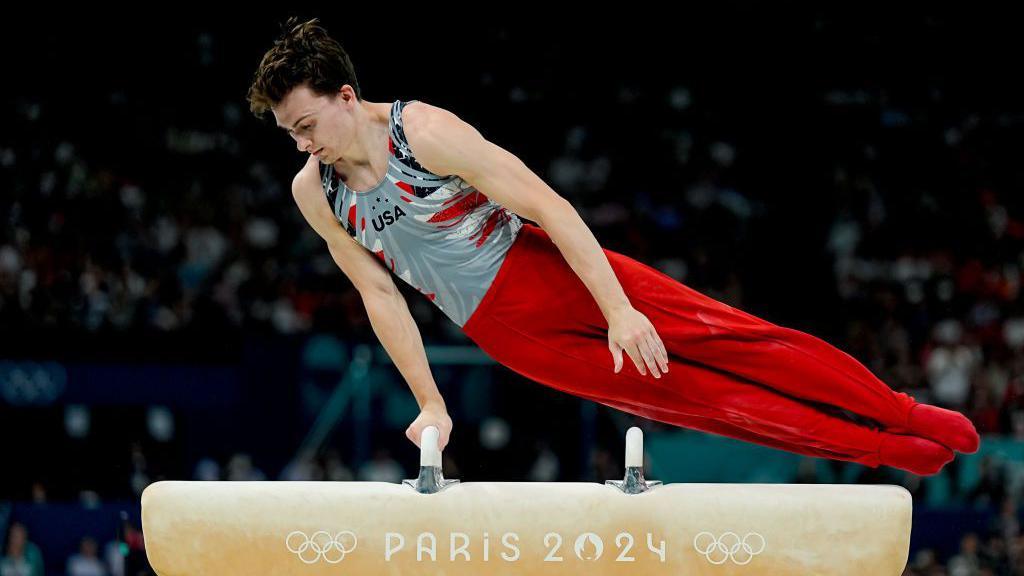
top-left (402, 425), bottom-right (460, 494)
top-left (141, 426), bottom-right (913, 575)
top-left (402, 425), bottom-right (654, 495)
top-left (605, 426), bottom-right (662, 494)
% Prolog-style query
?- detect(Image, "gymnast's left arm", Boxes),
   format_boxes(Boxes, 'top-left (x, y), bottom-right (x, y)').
top-left (402, 103), bottom-right (669, 380)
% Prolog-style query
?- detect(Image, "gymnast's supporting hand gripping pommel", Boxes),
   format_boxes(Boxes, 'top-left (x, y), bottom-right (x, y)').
top-left (606, 426), bottom-right (662, 494)
top-left (402, 425), bottom-right (460, 494)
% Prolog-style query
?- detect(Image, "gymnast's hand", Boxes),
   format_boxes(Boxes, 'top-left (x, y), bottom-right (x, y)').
top-left (406, 402), bottom-right (453, 451)
top-left (608, 305), bottom-right (669, 379)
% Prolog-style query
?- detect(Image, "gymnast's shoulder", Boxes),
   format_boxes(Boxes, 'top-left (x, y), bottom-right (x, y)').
top-left (291, 154), bottom-right (322, 203)
top-left (397, 100), bottom-right (492, 181)
top-left (290, 155), bottom-right (335, 234)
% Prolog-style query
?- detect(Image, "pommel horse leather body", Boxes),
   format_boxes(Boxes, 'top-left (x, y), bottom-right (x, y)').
top-left (141, 479), bottom-right (911, 575)
top-left (140, 424), bottom-right (909, 569)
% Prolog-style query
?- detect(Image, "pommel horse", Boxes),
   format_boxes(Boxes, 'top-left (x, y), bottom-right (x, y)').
top-left (142, 427), bottom-right (911, 575)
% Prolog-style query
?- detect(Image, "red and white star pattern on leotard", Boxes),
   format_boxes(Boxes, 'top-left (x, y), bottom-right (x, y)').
top-left (332, 128), bottom-right (517, 309)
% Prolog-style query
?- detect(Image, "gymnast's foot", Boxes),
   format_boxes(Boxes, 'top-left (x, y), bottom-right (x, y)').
top-left (888, 403), bottom-right (980, 454)
top-left (878, 433), bottom-right (955, 476)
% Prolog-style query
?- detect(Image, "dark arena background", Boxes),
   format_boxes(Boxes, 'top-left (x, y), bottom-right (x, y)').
top-left (2, 8), bottom-right (1023, 576)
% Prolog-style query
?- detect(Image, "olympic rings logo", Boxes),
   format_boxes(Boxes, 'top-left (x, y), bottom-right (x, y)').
top-left (693, 531), bottom-right (765, 565)
top-left (285, 530), bottom-right (358, 564)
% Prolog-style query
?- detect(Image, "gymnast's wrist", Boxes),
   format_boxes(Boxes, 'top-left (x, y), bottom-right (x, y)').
top-left (604, 299), bottom-right (634, 321)
top-left (422, 398), bottom-right (448, 413)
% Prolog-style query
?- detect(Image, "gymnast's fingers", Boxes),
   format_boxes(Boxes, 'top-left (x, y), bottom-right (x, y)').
top-left (638, 338), bottom-right (661, 378)
top-left (653, 327), bottom-right (668, 363)
top-left (439, 417), bottom-right (452, 451)
top-left (406, 425), bottom-right (420, 448)
top-left (608, 340), bottom-right (624, 373)
top-left (623, 343), bottom-right (646, 376)
top-left (646, 331), bottom-right (669, 373)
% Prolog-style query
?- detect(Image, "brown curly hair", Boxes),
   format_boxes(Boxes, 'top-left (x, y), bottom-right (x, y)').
top-left (246, 17), bottom-right (361, 119)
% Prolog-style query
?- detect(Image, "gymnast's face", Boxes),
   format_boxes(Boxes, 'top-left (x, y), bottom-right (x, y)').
top-left (273, 83), bottom-right (358, 163)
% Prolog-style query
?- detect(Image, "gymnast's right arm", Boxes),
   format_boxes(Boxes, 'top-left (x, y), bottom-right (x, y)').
top-left (290, 159), bottom-right (453, 450)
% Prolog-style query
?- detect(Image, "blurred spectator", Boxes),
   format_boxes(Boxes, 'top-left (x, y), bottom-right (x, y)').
top-left (991, 498), bottom-right (1021, 549)
top-left (969, 456), bottom-right (1008, 509)
top-left (118, 521), bottom-right (147, 576)
top-left (1, 523), bottom-right (43, 576)
top-left (226, 453), bottom-right (267, 481)
top-left (280, 449), bottom-right (323, 481)
top-left (101, 539), bottom-right (123, 576)
top-left (793, 458), bottom-right (822, 484)
top-left (908, 548), bottom-right (942, 574)
top-left (980, 533), bottom-right (1011, 574)
top-left (323, 449), bottom-right (354, 481)
top-left (192, 458), bottom-right (221, 481)
top-left (66, 537), bottom-right (105, 576)
top-left (948, 533), bottom-right (981, 576)
top-left (356, 449), bottom-right (404, 483)
top-left (527, 441), bottom-right (560, 482)
top-left (28, 483), bottom-right (45, 505)
top-left (588, 447), bottom-right (617, 483)
top-left (925, 320), bottom-right (982, 410)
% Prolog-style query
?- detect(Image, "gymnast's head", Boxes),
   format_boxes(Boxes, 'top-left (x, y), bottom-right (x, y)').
top-left (247, 16), bottom-right (363, 162)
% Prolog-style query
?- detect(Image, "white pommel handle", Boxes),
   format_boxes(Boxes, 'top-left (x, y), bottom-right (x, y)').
top-left (625, 427), bottom-right (644, 468)
top-left (420, 426), bottom-right (442, 467)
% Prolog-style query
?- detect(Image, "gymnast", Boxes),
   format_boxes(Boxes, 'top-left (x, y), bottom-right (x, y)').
top-left (245, 17), bottom-right (979, 476)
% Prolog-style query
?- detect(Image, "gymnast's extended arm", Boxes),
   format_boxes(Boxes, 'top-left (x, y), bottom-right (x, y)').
top-left (400, 102), bottom-right (669, 380)
top-left (290, 156), bottom-right (452, 449)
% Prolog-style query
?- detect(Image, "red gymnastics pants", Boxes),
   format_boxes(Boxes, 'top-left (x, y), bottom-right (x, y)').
top-left (461, 223), bottom-right (935, 471)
